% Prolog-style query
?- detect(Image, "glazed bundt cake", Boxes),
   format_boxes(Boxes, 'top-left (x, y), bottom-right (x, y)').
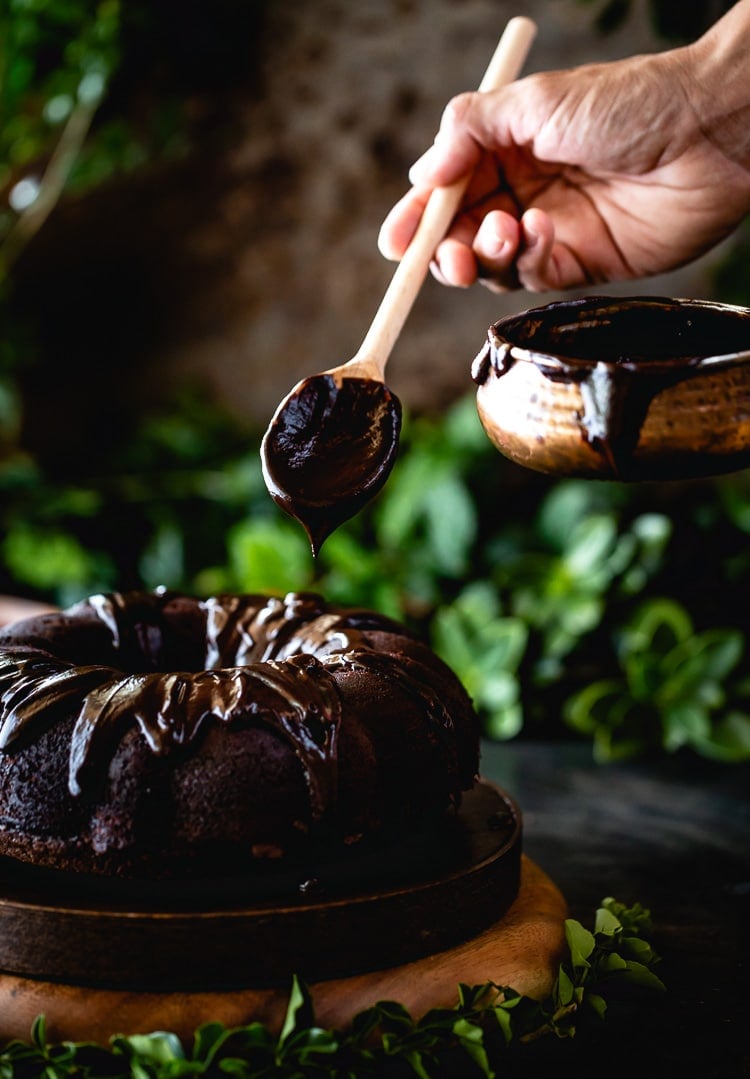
top-left (0, 589), bottom-right (479, 878)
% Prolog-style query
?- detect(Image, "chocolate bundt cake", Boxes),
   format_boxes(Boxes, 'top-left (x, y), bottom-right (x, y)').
top-left (0, 589), bottom-right (479, 878)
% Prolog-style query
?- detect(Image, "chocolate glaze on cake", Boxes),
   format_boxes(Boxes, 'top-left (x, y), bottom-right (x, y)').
top-left (0, 590), bottom-right (479, 878)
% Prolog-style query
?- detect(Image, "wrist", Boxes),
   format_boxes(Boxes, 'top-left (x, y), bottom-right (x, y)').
top-left (681, 0), bottom-right (750, 173)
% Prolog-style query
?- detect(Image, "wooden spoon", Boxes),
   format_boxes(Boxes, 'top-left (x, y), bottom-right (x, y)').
top-left (261, 16), bottom-right (537, 556)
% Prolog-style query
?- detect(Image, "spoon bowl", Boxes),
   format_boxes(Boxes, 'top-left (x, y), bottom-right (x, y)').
top-left (261, 370), bottom-right (402, 556)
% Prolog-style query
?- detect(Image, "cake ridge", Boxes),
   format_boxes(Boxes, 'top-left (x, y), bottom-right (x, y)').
top-left (0, 589), bottom-right (480, 877)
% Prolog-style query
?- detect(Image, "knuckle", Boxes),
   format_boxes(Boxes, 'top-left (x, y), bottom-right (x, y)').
top-left (440, 91), bottom-right (476, 133)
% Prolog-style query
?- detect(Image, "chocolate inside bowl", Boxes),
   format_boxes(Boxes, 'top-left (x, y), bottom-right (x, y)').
top-left (471, 295), bottom-right (750, 481)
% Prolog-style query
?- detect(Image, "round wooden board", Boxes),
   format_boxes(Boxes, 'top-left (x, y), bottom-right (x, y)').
top-left (0, 855), bottom-right (566, 1045)
top-left (0, 780), bottom-right (521, 990)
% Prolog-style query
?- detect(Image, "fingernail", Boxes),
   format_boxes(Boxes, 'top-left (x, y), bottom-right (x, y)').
top-left (488, 228), bottom-right (510, 260)
top-left (494, 239), bottom-right (511, 261)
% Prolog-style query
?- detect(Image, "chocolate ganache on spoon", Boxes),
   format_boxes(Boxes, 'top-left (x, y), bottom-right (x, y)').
top-left (261, 366), bottom-right (402, 557)
top-left (261, 17), bottom-right (537, 555)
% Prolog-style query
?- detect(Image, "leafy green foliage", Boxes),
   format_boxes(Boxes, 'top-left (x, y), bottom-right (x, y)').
top-left (0, 897), bottom-right (664, 1077)
top-left (489, 480), bottom-right (672, 682)
top-left (0, 0), bottom-right (748, 767)
top-left (0, 0), bottom-right (123, 273)
top-left (3, 388), bottom-right (750, 763)
top-left (0, 0), bottom-right (262, 273)
top-left (565, 597), bottom-right (750, 761)
top-left (0, 0), bottom-right (120, 169)
top-left (431, 581), bottom-right (527, 740)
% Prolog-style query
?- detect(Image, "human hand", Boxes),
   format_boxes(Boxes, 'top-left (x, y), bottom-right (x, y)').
top-left (379, 10), bottom-right (750, 293)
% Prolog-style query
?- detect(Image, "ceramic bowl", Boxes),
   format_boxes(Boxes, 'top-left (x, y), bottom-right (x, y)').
top-left (471, 295), bottom-right (750, 481)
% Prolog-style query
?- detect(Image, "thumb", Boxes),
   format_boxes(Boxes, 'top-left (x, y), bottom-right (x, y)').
top-left (408, 86), bottom-right (517, 187)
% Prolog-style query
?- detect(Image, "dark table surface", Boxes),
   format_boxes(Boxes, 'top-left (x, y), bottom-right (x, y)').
top-left (479, 738), bottom-right (750, 1078)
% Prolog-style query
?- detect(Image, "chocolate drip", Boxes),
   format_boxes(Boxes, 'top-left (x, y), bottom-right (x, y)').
top-left (260, 375), bottom-right (402, 556)
top-left (0, 591), bottom-right (423, 822)
top-left (471, 295), bottom-right (744, 478)
top-left (0, 655), bottom-right (115, 750)
top-left (82, 589), bottom-right (176, 670)
top-left (202, 592), bottom-right (364, 666)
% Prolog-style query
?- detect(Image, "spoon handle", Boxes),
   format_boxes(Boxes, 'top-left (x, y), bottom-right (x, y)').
top-left (352, 15), bottom-right (537, 379)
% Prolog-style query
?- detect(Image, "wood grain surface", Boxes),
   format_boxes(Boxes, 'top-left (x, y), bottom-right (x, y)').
top-left (0, 855), bottom-right (566, 1044)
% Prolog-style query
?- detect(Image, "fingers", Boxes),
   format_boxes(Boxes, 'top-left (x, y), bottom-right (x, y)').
top-left (379, 81), bottom-right (567, 292)
top-left (379, 95), bottom-right (487, 262)
top-left (382, 198), bottom-right (562, 293)
top-left (378, 187), bottom-right (431, 260)
top-left (515, 208), bottom-right (557, 291)
top-left (429, 237), bottom-right (479, 288)
top-left (379, 88), bottom-right (518, 269)
top-left (409, 90), bottom-right (503, 187)
top-left (470, 210), bottom-right (523, 291)
top-left (430, 209), bottom-right (559, 293)
top-left (426, 210), bottom-right (520, 290)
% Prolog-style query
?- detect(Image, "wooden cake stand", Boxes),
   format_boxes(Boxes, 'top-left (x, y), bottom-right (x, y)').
top-left (0, 780), bottom-right (567, 1044)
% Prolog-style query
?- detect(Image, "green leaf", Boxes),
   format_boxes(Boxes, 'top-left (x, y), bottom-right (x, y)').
top-left (557, 593), bottom-right (603, 640)
top-left (374, 452), bottom-right (436, 550)
top-left (431, 585), bottom-right (527, 739)
top-left (592, 721), bottom-right (650, 763)
top-left (687, 710), bottom-right (750, 762)
top-left (621, 598), bottom-right (693, 658)
top-left (118, 1030), bottom-right (185, 1063)
top-left (279, 975), bottom-right (314, 1045)
top-left (563, 679), bottom-right (626, 735)
top-left (452, 1017), bottom-right (492, 1076)
top-left (618, 960), bottom-right (667, 992)
top-left (585, 991), bottom-right (608, 1019)
top-left (227, 518), bottom-right (312, 595)
top-left (563, 514), bottom-right (618, 578)
top-left (600, 897), bottom-right (654, 936)
top-left (662, 702), bottom-right (711, 751)
top-left (139, 522), bottom-right (185, 591)
top-left (191, 1022), bottom-right (233, 1066)
top-left (479, 670), bottom-right (522, 711)
top-left (3, 524), bottom-right (101, 591)
top-left (491, 1002), bottom-right (515, 1045)
top-left (594, 906), bottom-right (622, 935)
top-left (484, 698), bottom-right (524, 741)
top-left (440, 393), bottom-right (489, 454)
top-left (555, 965), bottom-right (577, 1007)
top-left (30, 1016), bottom-right (47, 1052)
top-left (599, 951), bottom-right (629, 974)
top-left (564, 919), bottom-right (596, 972)
top-left (423, 471), bottom-right (477, 576)
top-left (661, 629), bottom-right (743, 689)
top-left (536, 480), bottom-right (599, 550)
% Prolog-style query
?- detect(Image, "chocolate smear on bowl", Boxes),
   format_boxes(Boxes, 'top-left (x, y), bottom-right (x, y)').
top-left (472, 295), bottom-right (750, 478)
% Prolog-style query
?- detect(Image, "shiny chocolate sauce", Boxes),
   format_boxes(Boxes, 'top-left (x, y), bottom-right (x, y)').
top-left (472, 296), bottom-right (749, 477)
top-left (0, 591), bottom-right (364, 813)
top-left (472, 335), bottom-right (697, 475)
top-left (0, 590), bottom-right (454, 821)
top-left (260, 374), bottom-right (402, 555)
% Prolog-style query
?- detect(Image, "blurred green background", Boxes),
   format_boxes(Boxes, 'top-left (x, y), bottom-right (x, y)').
top-left (1, 0), bottom-right (748, 763)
